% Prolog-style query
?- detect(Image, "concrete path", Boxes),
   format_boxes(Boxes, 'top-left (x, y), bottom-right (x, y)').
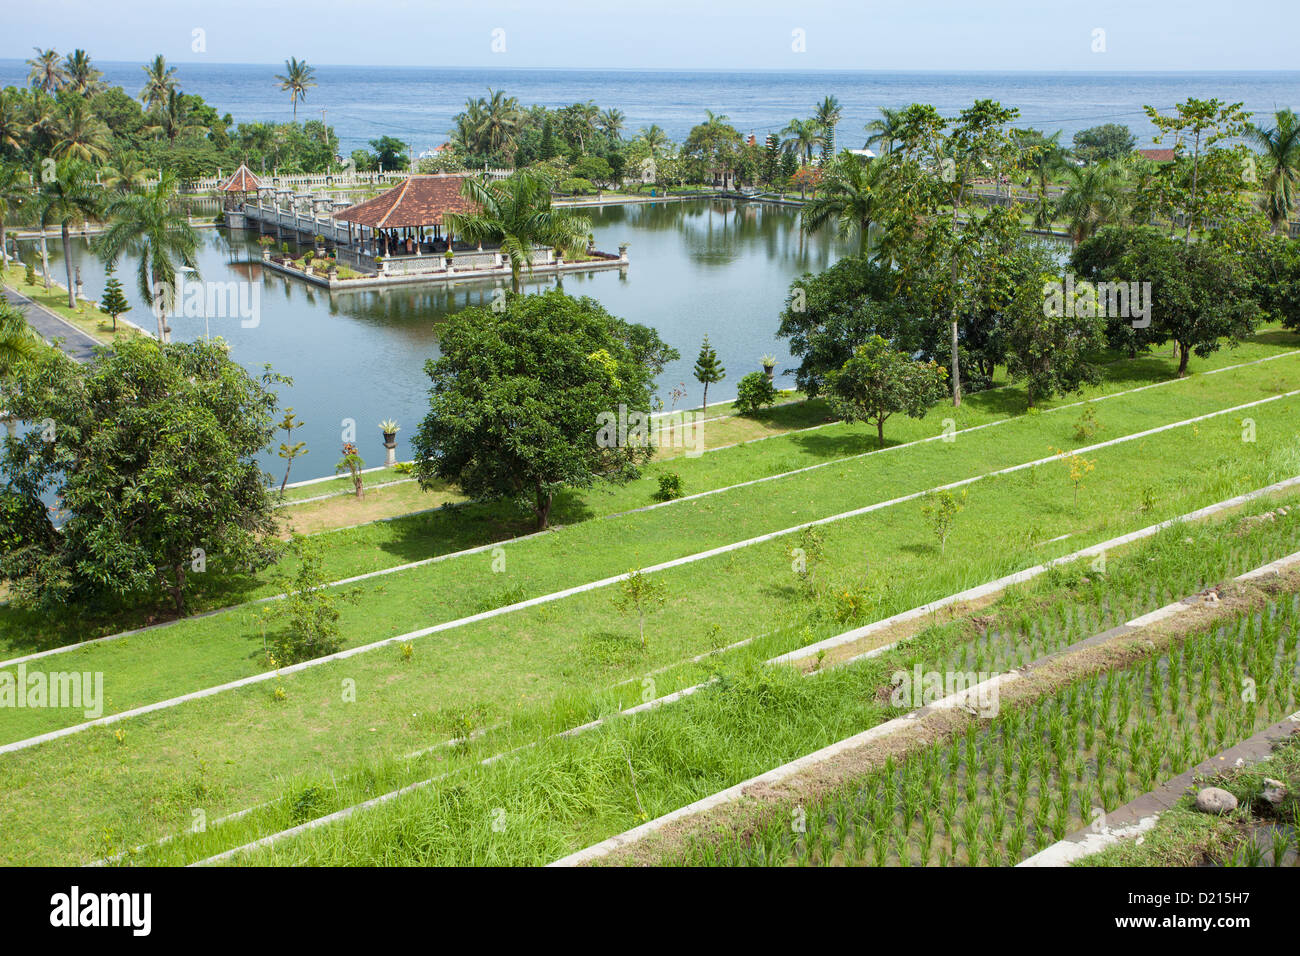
top-left (2, 283), bottom-right (103, 362)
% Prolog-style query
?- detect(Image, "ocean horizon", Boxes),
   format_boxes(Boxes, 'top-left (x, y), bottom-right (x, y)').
top-left (2, 60), bottom-right (1296, 156)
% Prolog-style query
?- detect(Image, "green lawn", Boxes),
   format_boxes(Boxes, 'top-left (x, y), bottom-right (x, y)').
top-left (3, 387), bottom-right (1300, 864)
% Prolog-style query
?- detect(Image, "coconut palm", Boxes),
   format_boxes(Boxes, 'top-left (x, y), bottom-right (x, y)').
top-left (51, 98), bottom-right (111, 162)
top-left (864, 107), bottom-right (904, 156)
top-left (139, 54), bottom-right (178, 111)
top-left (1246, 109), bottom-right (1300, 234)
top-left (275, 57), bottom-right (316, 120)
top-left (444, 171), bottom-right (592, 293)
top-left (599, 108), bottom-right (626, 142)
top-left (94, 171), bottom-right (201, 341)
top-left (782, 117), bottom-right (820, 166)
top-left (0, 90), bottom-right (25, 155)
top-left (146, 88), bottom-right (208, 143)
top-left (100, 155), bottom-right (151, 194)
top-left (0, 162), bottom-right (30, 267)
top-left (23, 92), bottom-right (59, 153)
top-left (27, 48), bottom-right (68, 94)
top-left (1054, 162), bottom-right (1126, 245)
top-left (476, 89), bottom-right (523, 155)
top-left (799, 151), bottom-right (887, 256)
top-left (637, 124), bottom-right (669, 157)
top-left (814, 95), bottom-right (843, 159)
top-left (1015, 128), bottom-right (1068, 228)
top-left (64, 50), bottom-right (104, 97)
top-left (32, 159), bottom-right (102, 309)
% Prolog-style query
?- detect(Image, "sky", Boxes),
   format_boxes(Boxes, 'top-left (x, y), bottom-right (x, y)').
top-left (3, 0), bottom-right (1297, 72)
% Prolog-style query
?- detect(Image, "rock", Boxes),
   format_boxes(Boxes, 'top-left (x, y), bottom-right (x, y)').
top-left (1261, 778), bottom-right (1287, 807)
top-left (1195, 787), bottom-right (1238, 814)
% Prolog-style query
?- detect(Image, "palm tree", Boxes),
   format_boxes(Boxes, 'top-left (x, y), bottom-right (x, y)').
top-left (51, 98), bottom-right (111, 162)
top-left (275, 57), bottom-right (317, 120)
top-left (864, 107), bottom-right (903, 156)
top-left (33, 159), bottom-right (102, 309)
top-left (94, 171), bottom-right (200, 341)
top-left (444, 171), bottom-right (592, 293)
top-left (781, 117), bottom-right (820, 166)
top-left (0, 162), bottom-right (28, 268)
top-left (637, 124), bottom-right (669, 157)
top-left (800, 151), bottom-right (887, 255)
top-left (23, 92), bottom-right (59, 154)
top-left (1054, 162), bottom-right (1126, 245)
top-left (1246, 109), bottom-right (1300, 234)
top-left (814, 96), bottom-right (843, 159)
top-left (64, 50), bottom-right (104, 97)
top-left (599, 108), bottom-right (626, 142)
top-left (139, 54), bottom-right (178, 111)
top-left (100, 155), bottom-right (151, 194)
top-left (0, 90), bottom-right (25, 155)
top-left (476, 89), bottom-right (522, 155)
top-left (26, 48), bottom-right (68, 94)
top-left (1015, 128), bottom-right (1067, 228)
top-left (146, 88), bottom-right (207, 143)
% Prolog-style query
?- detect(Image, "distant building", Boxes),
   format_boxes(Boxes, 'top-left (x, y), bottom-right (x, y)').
top-left (1136, 148), bottom-right (1176, 163)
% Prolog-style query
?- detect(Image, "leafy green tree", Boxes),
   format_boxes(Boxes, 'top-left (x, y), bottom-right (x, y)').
top-left (1054, 161), bottom-right (1126, 244)
top-left (864, 107), bottom-right (903, 156)
top-left (139, 54), bottom-right (178, 112)
top-left (336, 442), bottom-right (365, 498)
top-left (1071, 124), bottom-right (1135, 164)
top-left (1247, 234), bottom-right (1300, 332)
top-left (446, 171), bottom-right (592, 292)
top-left (776, 255), bottom-right (901, 397)
top-left (97, 268), bottom-right (131, 331)
top-left (1072, 225), bottom-right (1259, 375)
top-left (266, 535), bottom-right (356, 665)
top-left (0, 161), bottom-right (28, 268)
top-left (0, 338), bottom-right (283, 615)
top-left (275, 57), bottom-right (316, 120)
top-left (50, 98), bottom-right (110, 161)
top-left (782, 116), bottom-right (820, 166)
top-left (410, 290), bottom-right (665, 530)
top-left (814, 95), bottom-right (842, 159)
top-left (1002, 272), bottom-right (1105, 407)
top-left (368, 135), bottom-right (409, 171)
top-left (920, 488), bottom-right (966, 556)
top-left (824, 335), bottom-right (948, 447)
top-left (693, 335), bottom-right (725, 411)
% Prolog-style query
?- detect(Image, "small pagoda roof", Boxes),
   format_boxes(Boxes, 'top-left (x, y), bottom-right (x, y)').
top-left (219, 163), bottom-right (262, 192)
top-left (333, 174), bottom-right (479, 229)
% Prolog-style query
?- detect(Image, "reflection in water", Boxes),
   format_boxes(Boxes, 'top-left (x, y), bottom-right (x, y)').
top-left (24, 199), bottom-right (852, 478)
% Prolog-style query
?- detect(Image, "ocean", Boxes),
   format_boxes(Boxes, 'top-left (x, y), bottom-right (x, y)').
top-left (1, 61), bottom-right (1298, 157)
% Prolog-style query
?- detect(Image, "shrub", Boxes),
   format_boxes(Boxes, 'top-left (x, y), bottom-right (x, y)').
top-left (653, 472), bottom-right (684, 501)
top-left (559, 176), bottom-right (594, 196)
top-left (733, 371), bottom-right (778, 416)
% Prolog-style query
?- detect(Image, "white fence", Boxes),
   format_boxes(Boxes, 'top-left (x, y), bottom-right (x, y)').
top-left (150, 167), bottom-right (514, 194)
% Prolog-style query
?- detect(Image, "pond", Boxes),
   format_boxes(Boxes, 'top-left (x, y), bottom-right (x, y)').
top-left (25, 198), bottom-right (854, 480)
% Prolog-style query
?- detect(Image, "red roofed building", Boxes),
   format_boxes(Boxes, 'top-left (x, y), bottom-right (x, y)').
top-left (334, 174), bottom-right (482, 258)
top-left (218, 163), bottom-right (262, 194)
top-left (1136, 148), bottom-right (1176, 163)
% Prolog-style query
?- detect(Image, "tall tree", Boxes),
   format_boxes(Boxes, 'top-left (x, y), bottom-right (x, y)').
top-left (139, 54), bottom-right (178, 111)
top-left (51, 97), bottom-right (111, 161)
top-left (781, 117), bottom-right (820, 166)
top-left (1246, 108), bottom-right (1300, 234)
top-left (0, 162), bottom-right (28, 268)
top-left (1054, 162), bottom-right (1126, 244)
top-left (145, 88), bottom-right (208, 144)
top-left (864, 107), bottom-right (903, 156)
top-left (94, 171), bottom-right (201, 342)
top-left (814, 95), bottom-right (843, 159)
top-left (275, 57), bottom-right (317, 120)
top-left (445, 171), bottom-right (592, 292)
top-left (33, 158), bottom-right (102, 309)
top-left (800, 150), bottom-right (887, 255)
top-left (26, 48), bottom-right (68, 94)
top-left (1071, 124), bottom-right (1135, 164)
top-left (63, 50), bottom-right (103, 97)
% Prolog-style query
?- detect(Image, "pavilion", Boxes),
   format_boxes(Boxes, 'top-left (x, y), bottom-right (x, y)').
top-left (332, 174), bottom-right (481, 258)
top-left (218, 163), bottom-right (263, 227)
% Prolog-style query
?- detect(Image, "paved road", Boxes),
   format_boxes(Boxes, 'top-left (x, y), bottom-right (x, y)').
top-left (2, 284), bottom-right (103, 363)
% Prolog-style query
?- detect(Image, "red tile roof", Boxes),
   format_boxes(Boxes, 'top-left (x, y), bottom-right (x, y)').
top-left (333, 174), bottom-right (480, 228)
top-left (1137, 148), bottom-right (1176, 163)
top-left (219, 163), bottom-right (262, 192)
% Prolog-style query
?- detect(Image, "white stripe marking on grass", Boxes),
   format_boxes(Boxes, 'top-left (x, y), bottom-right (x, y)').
top-left (4, 390), bottom-right (1297, 756)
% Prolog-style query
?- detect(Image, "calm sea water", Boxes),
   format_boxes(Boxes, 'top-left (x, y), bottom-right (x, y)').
top-left (2, 61), bottom-right (1298, 156)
